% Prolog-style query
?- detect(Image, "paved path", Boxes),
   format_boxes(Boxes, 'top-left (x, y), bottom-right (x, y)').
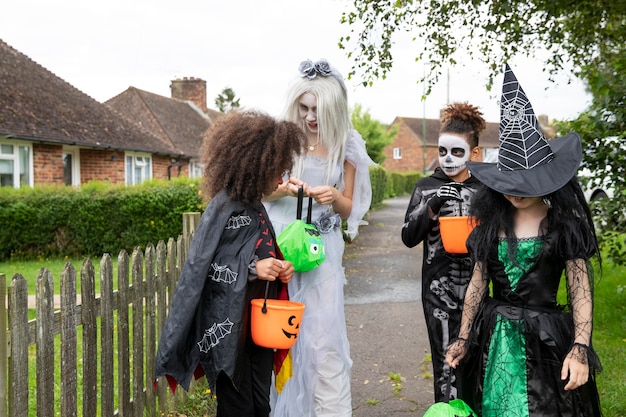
top-left (344, 195), bottom-right (434, 416)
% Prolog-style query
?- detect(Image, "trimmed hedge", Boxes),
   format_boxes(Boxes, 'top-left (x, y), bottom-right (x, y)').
top-left (0, 178), bottom-right (204, 261)
top-left (1, 169), bottom-right (421, 261)
top-left (369, 164), bottom-right (422, 208)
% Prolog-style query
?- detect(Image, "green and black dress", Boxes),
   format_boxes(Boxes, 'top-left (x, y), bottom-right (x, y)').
top-left (460, 232), bottom-right (602, 417)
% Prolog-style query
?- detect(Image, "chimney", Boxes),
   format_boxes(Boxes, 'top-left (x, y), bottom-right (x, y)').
top-left (170, 77), bottom-right (207, 113)
top-left (537, 114), bottom-right (556, 139)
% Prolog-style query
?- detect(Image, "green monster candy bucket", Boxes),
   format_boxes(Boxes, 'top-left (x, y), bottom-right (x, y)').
top-left (423, 399), bottom-right (477, 417)
top-left (423, 373), bottom-right (477, 417)
top-left (277, 187), bottom-right (325, 272)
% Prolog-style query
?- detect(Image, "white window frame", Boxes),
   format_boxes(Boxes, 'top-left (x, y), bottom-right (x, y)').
top-left (62, 146), bottom-right (81, 186)
top-left (393, 147), bottom-right (402, 160)
top-left (189, 159), bottom-right (204, 179)
top-left (0, 139), bottom-right (33, 188)
top-left (125, 152), bottom-right (152, 185)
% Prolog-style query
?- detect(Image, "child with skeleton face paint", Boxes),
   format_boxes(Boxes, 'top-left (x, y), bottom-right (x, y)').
top-left (401, 102), bottom-right (486, 403)
top-left (438, 134), bottom-right (473, 179)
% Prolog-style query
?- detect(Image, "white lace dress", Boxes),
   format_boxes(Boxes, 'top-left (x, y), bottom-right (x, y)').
top-left (264, 131), bottom-right (373, 417)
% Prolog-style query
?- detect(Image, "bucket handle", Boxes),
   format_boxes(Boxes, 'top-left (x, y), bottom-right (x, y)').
top-left (295, 186), bottom-right (313, 224)
top-left (261, 280), bottom-right (270, 314)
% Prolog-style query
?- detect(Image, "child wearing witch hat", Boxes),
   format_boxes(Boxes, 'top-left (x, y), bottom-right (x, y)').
top-left (445, 64), bottom-right (602, 417)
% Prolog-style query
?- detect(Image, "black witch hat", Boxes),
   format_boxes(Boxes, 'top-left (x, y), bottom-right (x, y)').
top-left (466, 64), bottom-right (582, 197)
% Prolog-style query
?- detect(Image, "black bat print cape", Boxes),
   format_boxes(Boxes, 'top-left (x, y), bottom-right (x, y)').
top-left (154, 188), bottom-right (278, 392)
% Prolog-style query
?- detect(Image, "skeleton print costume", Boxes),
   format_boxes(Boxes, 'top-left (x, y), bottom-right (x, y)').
top-left (402, 168), bottom-right (480, 401)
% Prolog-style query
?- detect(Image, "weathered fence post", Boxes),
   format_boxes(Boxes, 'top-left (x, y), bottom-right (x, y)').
top-left (60, 263), bottom-right (78, 417)
top-left (81, 259), bottom-right (97, 417)
top-left (118, 250), bottom-right (132, 415)
top-left (182, 212), bottom-right (201, 245)
top-left (8, 274), bottom-right (29, 417)
top-left (145, 243), bottom-right (157, 416)
top-left (100, 254), bottom-right (115, 416)
top-left (131, 247), bottom-right (145, 415)
top-left (36, 268), bottom-right (55, 417)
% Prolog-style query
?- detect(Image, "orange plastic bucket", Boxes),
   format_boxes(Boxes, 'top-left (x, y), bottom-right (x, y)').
top-left (439, 216), bottom-right (478, 254)
top-left (250, 299), bottom-right (305, 349)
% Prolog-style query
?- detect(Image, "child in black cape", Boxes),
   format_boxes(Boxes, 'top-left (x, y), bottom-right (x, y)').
top-left (154, 110), bottom-right (304, 417)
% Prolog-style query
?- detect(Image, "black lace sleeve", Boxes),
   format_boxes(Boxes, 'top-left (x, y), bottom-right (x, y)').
top-left (565, 258), bottom-right (601, 371)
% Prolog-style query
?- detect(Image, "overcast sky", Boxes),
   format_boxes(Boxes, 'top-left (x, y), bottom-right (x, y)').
top-left (3, 0), bottom-right (591, 125)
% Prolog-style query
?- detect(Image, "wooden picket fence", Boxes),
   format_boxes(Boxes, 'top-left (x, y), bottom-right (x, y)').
top-left (0, 212), bottom-right (202, 417)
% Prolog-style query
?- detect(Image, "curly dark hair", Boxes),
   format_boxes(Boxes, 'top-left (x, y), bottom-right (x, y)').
top-left (201, 110), bottom-right (304, 204)
top-left (468, 177), bottom-right (600, 267)
top-left (440, 102), bottom-right (487, 148)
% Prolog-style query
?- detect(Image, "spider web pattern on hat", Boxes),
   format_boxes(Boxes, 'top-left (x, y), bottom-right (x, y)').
top-left (498, 64), bottom-right (554, 171)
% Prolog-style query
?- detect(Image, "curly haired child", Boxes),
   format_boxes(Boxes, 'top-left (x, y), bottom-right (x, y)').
top-left (155, 110), bottom-right (305, 417)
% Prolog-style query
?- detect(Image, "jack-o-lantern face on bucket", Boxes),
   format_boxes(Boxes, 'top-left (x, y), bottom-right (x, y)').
top-left (251, 299), bottom-right (305, 349)
top-left (282, 315), bottom-right (300, 339)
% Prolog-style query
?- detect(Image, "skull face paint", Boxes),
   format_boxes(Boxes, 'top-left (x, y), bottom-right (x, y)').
top-left (438, 134), bottom-right (470, 178)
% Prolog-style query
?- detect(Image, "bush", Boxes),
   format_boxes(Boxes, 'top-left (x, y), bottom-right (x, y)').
top-left (369, 165), bottom-right (388, 208)
top-left (0, 178), bottom-right (204, 261)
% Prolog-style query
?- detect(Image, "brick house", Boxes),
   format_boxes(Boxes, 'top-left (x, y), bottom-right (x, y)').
top-left (0, 39), bottom-right (222, 188)
top-left (105, 78), bottom-right (223, 180)
top-left (382, 116), bottom-right (500, 173)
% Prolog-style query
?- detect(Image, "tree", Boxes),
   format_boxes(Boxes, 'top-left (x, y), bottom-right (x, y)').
top-left (214, 87), bottom-right (241, 113)
top-left (339, 1), bottom-right (625, 92)
top-left (351, 104), bottom-right (398, 164)
top-left (340, 0), bottom-right (626, 262)
top-left (557, 51), bottom-right (626, 264)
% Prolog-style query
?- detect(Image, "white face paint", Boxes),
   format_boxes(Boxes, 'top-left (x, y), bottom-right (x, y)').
top-left (438, 134), bottom-right (471, 177)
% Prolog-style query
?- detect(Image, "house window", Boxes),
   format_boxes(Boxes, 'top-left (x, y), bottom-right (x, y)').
top-left (125, 153), bottom-right (152, 185)
top-left (0, 141), bottom-right (32, 188)
top-left (393, 147), bottom-right (402, 159)
top-left (62, 146), bottom-right (81, 186)
top-left (189, 159), bottom-right (204, 179)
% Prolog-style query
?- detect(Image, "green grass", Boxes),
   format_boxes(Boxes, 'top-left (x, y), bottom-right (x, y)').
top-left (0, 256), bottom-right (117, 294)
top-left (591, 262), bottom-right (626, 417)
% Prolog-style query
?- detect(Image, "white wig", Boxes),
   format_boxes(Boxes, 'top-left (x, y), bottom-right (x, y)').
top-left (282, 62), bottom-right (352, 185)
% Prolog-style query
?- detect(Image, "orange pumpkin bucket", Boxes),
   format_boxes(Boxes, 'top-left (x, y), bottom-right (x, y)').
top-left (251, 297), bottom-right (305, 349)
top-left (439, 216), bottom-right (478, 254)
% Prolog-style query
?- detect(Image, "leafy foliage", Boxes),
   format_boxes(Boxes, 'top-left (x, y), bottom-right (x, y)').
top-left (339, 0), bottom-right (625, 92)
top-left (214, 86), bottom-right (241, 112)
top-left (351, 103), bottom-right (398, 163)
top-left (557, 52), bottom-right (626, 264)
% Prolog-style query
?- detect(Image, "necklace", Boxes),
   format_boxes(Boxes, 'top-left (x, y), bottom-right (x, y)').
top-left (308, 139), bottom-right (321, 151)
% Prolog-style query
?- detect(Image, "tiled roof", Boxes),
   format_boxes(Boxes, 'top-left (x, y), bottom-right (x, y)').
top-left (105, 87), bottom-right (213, 158)
top-left (392, 116), bottom-right (500, 148)
top-left (0, 39), bottom-right (179, 155)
